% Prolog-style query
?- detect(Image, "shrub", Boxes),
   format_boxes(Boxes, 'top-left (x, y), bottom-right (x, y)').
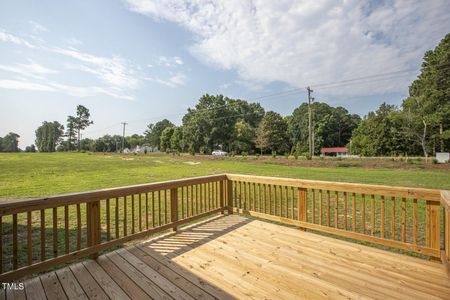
top-left (271, 150), bottom-right (277, 158)
top-left (242, 151), bottom-right (248, 157)
top-left (284, 152), bottom-right (289, 159)
top-left (255, 153), bottom-right (260, 159)
top-left (432, 158), bottom-right (438, 164)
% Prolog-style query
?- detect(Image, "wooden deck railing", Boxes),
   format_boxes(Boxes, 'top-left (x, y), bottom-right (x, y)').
top-left (0, 173), bottom-right (449, 282)
top-left (442, 190), bottom-right (450, 272)
top-left (227, 174), bottom-right (444, 258)
top-left (0, 174), bottom-right (228, 282)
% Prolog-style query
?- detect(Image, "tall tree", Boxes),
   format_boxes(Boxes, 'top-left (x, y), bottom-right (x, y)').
top-left (70, 105), bottom-right (93, 151)
top-left (145, 119), bottom-right (174, 149)
top-left (401, 33), bottom-right (450, 156)
top-left (232, 120), bottom-right (254, 153)
top-left (65, 116), bottom-right (77, 151)
top-left (160, 127), bottom-right (175, 152)
top-left (258, 111), bottom-right (289, 154)
top-left (35, 121), bottom-right (65, 152)
top-left (170, 127), bottom-right (184, 152)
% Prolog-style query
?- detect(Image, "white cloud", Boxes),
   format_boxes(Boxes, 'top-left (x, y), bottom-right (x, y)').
top-left (0, 79), bottom-right (55, 91)
top-left (0, 29), bottom-right (36, 48)
top-left (144, 72), bottom-right (186, 88)
top-left (0, 28), bottom-right (139, 100)
top-left (28, 21), bottom-right (48, 33)
top-left (52, 47), bottom-right (139, 90)
top-left (0, 62), bottom-right (58, 79)
top-left (64, 37), bottom-right (83, 46)
top-left (158, 55), bottom-right (184, 67)
top-left (126, 0), bottom-right (450, 96)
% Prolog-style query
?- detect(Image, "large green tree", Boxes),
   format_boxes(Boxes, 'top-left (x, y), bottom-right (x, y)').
top-left (145, 119), bottom-right (174, 149)
top-left (35, 121), bottom-right (65, 152)
top-left (1, 132), bottom-right (20, 152)
top-left (288, 102), bottom-right (360, 154)
top-left (68, 105), bottom-right (93, 151)
top-left (257, 111), bottom-right (289, 154)
top-left (401, 33), bottom-right (450, 156)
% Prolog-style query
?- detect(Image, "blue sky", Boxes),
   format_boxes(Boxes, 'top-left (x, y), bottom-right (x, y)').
top-left (1, 0), bottom-right (449, 148)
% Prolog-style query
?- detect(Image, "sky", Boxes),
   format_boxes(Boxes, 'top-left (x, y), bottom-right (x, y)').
top-left (1, 0), bottom-right (449, 148)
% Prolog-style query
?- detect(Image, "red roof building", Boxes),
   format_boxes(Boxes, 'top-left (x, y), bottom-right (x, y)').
top-left (320, 147), bottom-right (348, 156)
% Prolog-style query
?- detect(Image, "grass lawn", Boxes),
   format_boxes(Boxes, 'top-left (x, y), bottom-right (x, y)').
top-left (0, 152), bottom-right (449, 273)
top-left (1, 152), bottom-right (449, 199)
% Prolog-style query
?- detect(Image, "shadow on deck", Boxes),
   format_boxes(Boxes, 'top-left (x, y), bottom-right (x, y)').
top-left (8, 215), bottom-right (450, 299)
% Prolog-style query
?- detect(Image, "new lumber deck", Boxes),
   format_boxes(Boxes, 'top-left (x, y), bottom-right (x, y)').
top-left (9, 215), bottom-right (450, 299)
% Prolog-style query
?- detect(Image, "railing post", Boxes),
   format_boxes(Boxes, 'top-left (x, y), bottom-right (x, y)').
top-left (441, 191), bottom-right (450, 271)
top-left (170, 188), bottom-right (178, 231)
top-left (298, 188), bottom-right (307, 231)
top-left (426, 200), bottom-right (440, 256)
top-left (220, 180), bottom-right (225, 214)
top-left (227, 179), bottom-right (233, 214)
top-left (87, 200), bottom-right (101, 258)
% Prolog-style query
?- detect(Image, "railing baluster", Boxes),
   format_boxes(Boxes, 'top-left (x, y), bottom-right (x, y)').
top-left (326, 190), bottom-right (331, 227)
top-left (274, 185), bottom-right (278, 216)
top-left (145, 193), bottom-right (149, 230)
top-left (27, 211), bottom-right (33, 265)
top-left (52, 208), bottom-right (57, 258)
top-left (284, 186), bottom-right (288, 218)
top-left (391, 196), bottom-right (395, 240)
top-left (158, 190), bottom-right (162, 225)
top-left (115, 197), bottom-right (119, 238)
top-left (371, 194), bottom-right (375, 236)
top-left (352, 193), bottom-right (356, 231)
top-left (27, 211), bottom-right (33, 264)
top-left (151, 191), bottom-right (155, 227)
top-left (138, 194), bottom-right (142, 232)
top-left (106, 199), bottom-right (111, 240)
top-left (190, 185), bottom-right (194, 217)
top-left (13, 214), bottom-right (18, 269)
top-left (131, 194), bottom-right (135, 234)
top-left (413, 198), bottom-right (417, 244)
top-left (76, 204), bottom-right (81, 250)
top-left (343, 192), bottom-right (347, 230)
top-left (402, 197), bottom-right (406, 242)
top-left (164, 189), bottom-right (168, 224)
top-left (268, 185), bottom-right (272, 215)
top-left (196, 184), bottom-right (199, 215)
top-left (253, 183), bottom-right (256, 211)
top-left (334, 191), bottom-right (338, 228)
top-left (40, 209), bottom-right (45, 261)
top-left (311, 189), bottom-right (315, 224)
top-left (123, 195), bottom-right (128, 236)
top-left (64, 206), bottom-right (69, 253)
top-left (319, 190), bottom-right (323, 225)
top-left (361, 193), bottom-right (366, 234)
top-left (290, 187), bottom-right (294, 219)
top-left (381, 196), bottom-right (385, 238)
top-left (263, 184), bottom-right (267, 214)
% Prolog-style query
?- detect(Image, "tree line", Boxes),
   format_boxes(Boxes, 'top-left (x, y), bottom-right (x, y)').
top-left (3, 33), bottom-right (449, 157)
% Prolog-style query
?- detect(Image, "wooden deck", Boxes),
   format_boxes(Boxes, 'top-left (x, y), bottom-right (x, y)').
top-left (7, 214), bottom-right (450, 299)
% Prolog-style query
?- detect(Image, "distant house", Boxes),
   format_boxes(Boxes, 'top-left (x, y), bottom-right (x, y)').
top-left (320, 147), bottom-right (348, 157)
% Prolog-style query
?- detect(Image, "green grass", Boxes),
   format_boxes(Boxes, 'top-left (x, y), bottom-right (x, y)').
top-left (1, 152), bottom-right (449, 199)
top-left (0, 152), bottom-right (449, 274)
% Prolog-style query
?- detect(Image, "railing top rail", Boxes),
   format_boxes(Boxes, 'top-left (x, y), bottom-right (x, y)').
top-left (0, 174), bottom-right (227, 216)
top-left (226, 173), bottom-right (442, 201)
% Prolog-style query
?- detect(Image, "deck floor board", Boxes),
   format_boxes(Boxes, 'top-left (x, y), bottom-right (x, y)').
top-left (19, 215), bottom-right (450, 299)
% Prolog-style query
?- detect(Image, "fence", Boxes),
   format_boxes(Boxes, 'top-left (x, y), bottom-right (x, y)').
top-left (1, 173), bottom-right (449, 282)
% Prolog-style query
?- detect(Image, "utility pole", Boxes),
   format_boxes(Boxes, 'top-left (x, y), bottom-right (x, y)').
top-left (307, 87), bottom-right (314, 158)
top-left (121, 122), bottom-right (128, 153)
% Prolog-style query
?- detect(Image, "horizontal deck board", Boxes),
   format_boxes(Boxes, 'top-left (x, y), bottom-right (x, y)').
top-left (19, 214), bottom-right (450, 299)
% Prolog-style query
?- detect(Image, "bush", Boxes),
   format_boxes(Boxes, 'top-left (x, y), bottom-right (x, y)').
top-left (255, 153), bottom-right (260, 159)
top-left (432, 158), bottom-right (438, 164)
top-left (242, 151), bottom-right (248, 157)
top-left (294, 151), bottom-right (299, 160)
top-left (284, 152), bottom-right (289, 159)
top-left (271, 150), bottom-right (277, 158)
